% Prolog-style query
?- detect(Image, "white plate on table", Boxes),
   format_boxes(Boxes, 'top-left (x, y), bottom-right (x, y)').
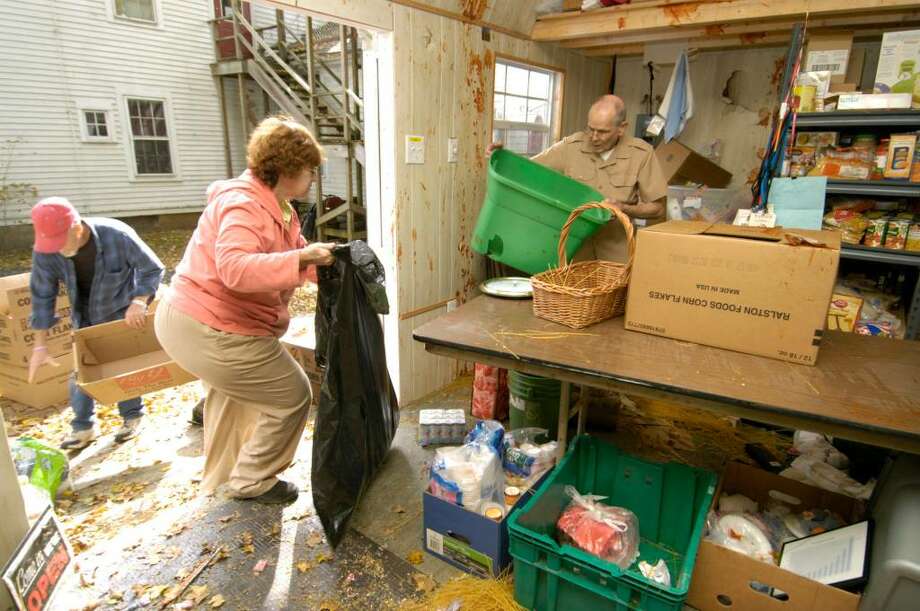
top-left (479, 277), bottom-right (533, 299)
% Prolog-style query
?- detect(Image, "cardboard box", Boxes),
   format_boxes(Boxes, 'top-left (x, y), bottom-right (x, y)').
top-left (624, 222), bottom-right (841, 365)
top-left (655, 140), bottom-right (732, 188)
top-left (687, 463), bottom-right (862, 611)
top-left (845, 47), bottom-right (866, 88)
top-left (0, 359), bottom-right (73, 409)
top-left (0, 333), bottom-right (72, 368)
top-left (73, 312), bottom-right (196, 404)
top-left (805, 32), bottom-right (853, 84)
top-left (562, 0), bottom-right (581, 10)
top-left (0, 311), bottom-right (73, 367)
top-left (828, 82), bottom-right (858, 94)
top-left (874, 29), bottom-right (920, 107)
top-left (0, 273), bottom-right (69, 319)
top-left (423, 472), bottom-right (548, 577)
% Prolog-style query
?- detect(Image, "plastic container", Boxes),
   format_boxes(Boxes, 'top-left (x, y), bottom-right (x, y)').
top-left (508, 371), bottom-right (562, 440)
top-left (666, 186), bottom-right (739, 223)
top-left (418, 409), bottom-right (467, 446)
top-left (509, 435), bottom-right (717, 611)
top-left (861, 453), bottom-right (920, 611)
top-left (471, 149), bottom-right (610, 275)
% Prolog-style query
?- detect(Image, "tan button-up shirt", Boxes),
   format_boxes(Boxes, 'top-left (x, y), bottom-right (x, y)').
top-left (533, 132), bottom-right (668, 263)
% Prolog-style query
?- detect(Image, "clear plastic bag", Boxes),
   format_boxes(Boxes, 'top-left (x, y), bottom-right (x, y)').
top-left (639, 559), bottom-right (672, 588)
top-left (428, 442), bottom-right (504, 511)
top-left (502, 428), bottom-right (557, 478)
top-left (556, 485), bottom-right (640, 569)
top-left (464, 419), bottom-right (505, 456)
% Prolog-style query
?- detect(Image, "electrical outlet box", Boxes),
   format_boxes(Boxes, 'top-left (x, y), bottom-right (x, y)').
top-left (447, 137), bottom-right (459, 163)
top-left (446, 299), bottom-right (458, 312)
top-left (406, 135), bottom-right (425, 164)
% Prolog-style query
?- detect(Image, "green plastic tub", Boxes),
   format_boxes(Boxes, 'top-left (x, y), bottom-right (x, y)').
top-left (472, 149), bottom-right (610, 275)
top-left (508, 436), bottom-right (717, 611)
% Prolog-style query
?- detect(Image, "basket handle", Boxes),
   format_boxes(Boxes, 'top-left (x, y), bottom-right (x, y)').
top-left (557, 201), bottom-right (636, 269)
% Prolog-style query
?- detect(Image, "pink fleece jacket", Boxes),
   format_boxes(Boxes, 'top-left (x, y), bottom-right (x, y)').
top-left (168, 170), bottom-right (315, 337)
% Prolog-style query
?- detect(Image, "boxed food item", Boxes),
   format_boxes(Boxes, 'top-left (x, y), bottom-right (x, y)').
top-left (73, 312), bottom-right (196, 404)
top-left (827, 294), bottom-right (863, 332)
top-left (625, 222), bottom-right (840, 365)
top-left (907, 223), bottom-right (920, 251)
top-left (874, 29), bottom-right (920, 107)
top-left (687, 463), bottom-right (863, 611)
top-left (796, 71), bottom-right (832, 111)
top-left (822, 207), bottom-right (870, 244)
top-left (805, 32), bottom-right (853, 84)
top-left (0, 273), bottom-right (69, 319)
top-left (885, 134), bottom-right (917, 179)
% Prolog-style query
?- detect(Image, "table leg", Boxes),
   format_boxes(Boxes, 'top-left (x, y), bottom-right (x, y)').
top-left (557, 381), bottom-right (571, 461)
top-left (577, 388), bottom-right (588, 437)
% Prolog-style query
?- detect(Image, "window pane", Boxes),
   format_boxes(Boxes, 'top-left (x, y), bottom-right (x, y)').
top-left (529, 71), bottom-right (550, 99)
top-left (505, 95), bottom-right (527, 122)
top-left (504, 129), bottom-right (530, 154)
top-left (134, 139), bottom-right (172, 174)
top-left (128, 99), bottom-right (139, 117)
top-left (97, 123), bottom-right (108, 137)
top-left (130, 117), bottom-right (142, 135)
top-left (493, 93), bottom-right (505, 121)
top-left (527, 130), bottom-right (549, 156)
top-left (527, 99), bottom-right (548, 125)
top-left (506, 66), bottom-right (528, 96)
top-left (495, 62), bottom-right (506, 92)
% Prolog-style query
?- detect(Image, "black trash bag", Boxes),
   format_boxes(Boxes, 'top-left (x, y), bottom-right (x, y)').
top-left (312, 240), bottom-right (398, 546)
top-left (300, 201), bottom-right (317, 241)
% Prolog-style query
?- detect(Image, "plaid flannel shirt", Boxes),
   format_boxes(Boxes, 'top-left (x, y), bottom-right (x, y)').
top-left (29, 218), bottom-right (164, 330)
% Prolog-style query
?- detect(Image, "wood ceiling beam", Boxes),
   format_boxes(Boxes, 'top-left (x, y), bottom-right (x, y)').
top-left (583, 21), bottom-right (920, 57)
top-left (533, 0), bottom-right (920, 42)
top-left (583, 32), bottom-right (793, 56)
top-left (561, 11), bottom-right (920, 49)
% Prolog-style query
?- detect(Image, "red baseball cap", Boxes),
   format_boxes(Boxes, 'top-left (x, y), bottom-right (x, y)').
top-left (31, 197), bottom-right (81, 254)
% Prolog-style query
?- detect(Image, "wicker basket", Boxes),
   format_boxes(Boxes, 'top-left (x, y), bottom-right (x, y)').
top-left (531, 202), bottom-right (635, 329)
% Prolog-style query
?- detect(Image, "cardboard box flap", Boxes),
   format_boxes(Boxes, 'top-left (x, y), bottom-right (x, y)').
top-left (647, 221), bottom-right (842, 250)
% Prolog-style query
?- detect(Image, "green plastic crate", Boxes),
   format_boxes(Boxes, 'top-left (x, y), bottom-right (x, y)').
top-left (471, 149), bottom-right (609, 275)
top-left (508, 436), bottom-right (717, 611)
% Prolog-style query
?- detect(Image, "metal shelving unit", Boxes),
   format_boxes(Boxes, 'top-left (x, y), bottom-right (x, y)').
top-left (793, 111), bottom-right (920, 340)
top-left (796, 110), bottom-right (920, 128)
top-left (825, 179), bottom-right (920, 198)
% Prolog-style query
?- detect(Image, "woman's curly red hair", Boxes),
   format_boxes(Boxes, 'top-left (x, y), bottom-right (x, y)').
top-left (246, 116), bottom-right (324, 187)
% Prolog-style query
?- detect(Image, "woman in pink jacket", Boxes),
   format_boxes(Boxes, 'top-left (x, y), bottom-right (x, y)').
top-left (155, 116), bottom-right (335, 504)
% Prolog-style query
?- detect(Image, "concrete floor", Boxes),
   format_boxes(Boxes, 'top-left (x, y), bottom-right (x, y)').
top-left (40, 378), bottom-right (469, 610)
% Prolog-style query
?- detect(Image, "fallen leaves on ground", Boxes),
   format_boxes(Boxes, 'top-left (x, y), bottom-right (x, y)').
top-left (407, 550), bottom-right (424, 565)
top-left (412, 573), bottom-right (437, 593)
top-left (305, 531), bottom-right (324, 548)
top-left (253, 559), bottom-right (269, 575)
top-left (210, 594), bottom-right (226, 608)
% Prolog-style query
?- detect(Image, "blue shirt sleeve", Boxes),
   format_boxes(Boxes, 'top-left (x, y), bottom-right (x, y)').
top-left (123, 228), bottom-right (165, 300)
top-left (29, 252), bottom-right (62, 330)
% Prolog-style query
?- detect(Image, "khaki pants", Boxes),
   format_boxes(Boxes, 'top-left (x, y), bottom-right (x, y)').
top-left (154, 297), bottom-right (311, 497)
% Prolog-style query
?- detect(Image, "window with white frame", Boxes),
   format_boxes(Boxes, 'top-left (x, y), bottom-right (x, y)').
top-left (80, 110), bottom-right (113, 142)
top-left (126, 98), bottom-right (173, 175)
top-left (493, 60), bottom-right (562, 157)
top-left (114, 0), bottom-right (156, 23)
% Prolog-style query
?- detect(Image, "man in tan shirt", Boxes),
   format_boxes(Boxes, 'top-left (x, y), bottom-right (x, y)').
top-left (491, 95), bottom-right (668, 263)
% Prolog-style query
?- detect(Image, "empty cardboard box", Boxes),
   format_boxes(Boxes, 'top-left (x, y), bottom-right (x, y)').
top-left (687, 462), bottom-right (862, 611)
top-left (805, 32), bottom-right (853, 84)
top-left (655, 140), bottom-right (732, 188)
top-left (625, 221), bottom-right (840, 365)
top-left (73, 312), bottom-right (196, 404)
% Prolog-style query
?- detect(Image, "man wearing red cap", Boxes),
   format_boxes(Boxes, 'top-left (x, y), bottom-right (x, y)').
top-left (29, 197), bottom-right (165, 450)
